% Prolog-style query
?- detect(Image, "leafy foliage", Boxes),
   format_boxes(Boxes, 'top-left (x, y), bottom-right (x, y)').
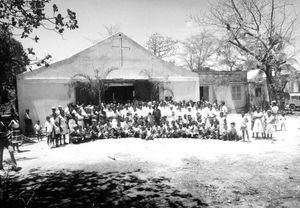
top-left (146, 33), bottom-right (178, 59)
top-left (0, 0), bottom-right (78, 68)
top-left (70, 66), bottom-right (118, 105)
top-left (194, 0), bottom-right (299, 103)
top-left (0, 0), bottom-right (78, 39)
top-left (182, 31), bottom-right (217, 72)
top-left (103, 24), bottom-right (120, 36)
top-left (0, 29), bottom-right (29, 107)
top-left (0, 0), bottom-right (78, 110)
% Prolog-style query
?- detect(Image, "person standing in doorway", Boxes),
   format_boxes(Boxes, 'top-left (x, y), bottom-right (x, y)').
top-left (24, 109), bottom-right (33, 136)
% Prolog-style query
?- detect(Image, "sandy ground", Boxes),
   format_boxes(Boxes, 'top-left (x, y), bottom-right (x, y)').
top-left (3, 113), bottom-right (300, 207)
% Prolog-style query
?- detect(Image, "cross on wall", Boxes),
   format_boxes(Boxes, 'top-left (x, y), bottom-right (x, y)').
top-left (112, 34), bottom-right (130, 67)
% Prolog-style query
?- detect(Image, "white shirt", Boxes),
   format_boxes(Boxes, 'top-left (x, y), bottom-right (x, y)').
top-left (44, 121), bottom-right (53, 133)
top-left (34, 123), bottom-right (41, 131)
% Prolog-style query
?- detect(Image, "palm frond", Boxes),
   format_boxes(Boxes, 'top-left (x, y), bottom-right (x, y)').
top-left (101, 67), bottom-right (119, 78)
top-left (72, 73), bottom-right (93, 82)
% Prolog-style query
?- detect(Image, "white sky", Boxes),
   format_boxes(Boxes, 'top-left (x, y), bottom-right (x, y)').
top-left (16, 0), bottom-right (300, 66)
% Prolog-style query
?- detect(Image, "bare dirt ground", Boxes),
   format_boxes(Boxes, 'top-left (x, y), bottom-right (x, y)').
top-left (3, 113), bottom-right (300, 208)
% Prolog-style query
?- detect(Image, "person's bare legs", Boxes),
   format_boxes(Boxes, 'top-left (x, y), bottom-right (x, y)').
top-left (242, 130), bottom-right (245, 141)
top-left (0, 146), bottom-right (4, 170)
top-left (245, 130), bottom-right (250, 142)
top-left (8, 145), bottom-right (17, 167)
top-left (0, 145), bottom-right (18, 170)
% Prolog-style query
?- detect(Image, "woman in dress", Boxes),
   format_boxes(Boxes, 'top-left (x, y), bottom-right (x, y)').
top-left (8, 115), bottom-right (21, 152)
top-left (59, 112), bottom-right (68, 145)
top-left (252, 107), bottom-right (264, 139)
top-left (265, 110), bottom-right (275, 140)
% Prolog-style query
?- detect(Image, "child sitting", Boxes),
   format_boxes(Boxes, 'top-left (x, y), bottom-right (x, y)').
top-left (227, 122), bottom-right (238, 141)
top-left (89, 119), bottom-right (99, 141)
top-left (69, 124), bottom-right (83, 144)
top-left (145, 126), bottom-right (154, 140)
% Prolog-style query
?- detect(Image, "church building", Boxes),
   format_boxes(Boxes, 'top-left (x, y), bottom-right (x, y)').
top-left (17, 32), bottom-right (247, 129)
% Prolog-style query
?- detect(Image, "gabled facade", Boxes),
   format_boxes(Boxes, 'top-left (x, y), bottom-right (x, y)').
top-left (17, 32), bottom-right (248, 130)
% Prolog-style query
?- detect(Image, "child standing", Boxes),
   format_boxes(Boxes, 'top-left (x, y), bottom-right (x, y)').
top-left (278, 113), bottom-right (286, 131)
top-left (252, 108), bottom-right (264, 139)
top-left (218, 112), bottom-right (227, 140)
top-left (44, 116), bottom-right (53, 146)
top-left (240, 112), bottom-right (250, 142)
top-left (34, 120), bottom-right (42, 142)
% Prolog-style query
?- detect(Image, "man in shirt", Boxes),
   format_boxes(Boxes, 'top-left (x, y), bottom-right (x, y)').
top-left (152, 105), bottom-right (161, 126)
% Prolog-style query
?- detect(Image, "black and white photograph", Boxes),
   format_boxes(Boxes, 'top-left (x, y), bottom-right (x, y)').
top-left (0, 0), bottom-right (300, 207)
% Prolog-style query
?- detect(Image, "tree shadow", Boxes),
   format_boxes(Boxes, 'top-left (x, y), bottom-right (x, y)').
top-left (2, 169), bottom-right (208, 208)
top-left (15, 156), bottom-right (38, 162)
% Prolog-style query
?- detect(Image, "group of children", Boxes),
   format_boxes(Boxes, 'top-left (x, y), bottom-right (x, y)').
top-left (34, 100), bottom-right (285, 146)
top-left (249, 101), bottom-right (286, 140)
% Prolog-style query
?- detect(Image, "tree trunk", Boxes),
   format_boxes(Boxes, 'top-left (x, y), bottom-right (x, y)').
top-left (265, 66), bottom-right (286, 109)
top-left (98, 89), bottom-right (101, 106)
top-left (98, 80), bottom-right (102, 106)
top-left (265, 66), bottom-right (276, 105)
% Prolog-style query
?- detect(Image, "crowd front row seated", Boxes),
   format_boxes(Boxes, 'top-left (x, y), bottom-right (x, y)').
top-left (34, 100), bottom-right (284, 147)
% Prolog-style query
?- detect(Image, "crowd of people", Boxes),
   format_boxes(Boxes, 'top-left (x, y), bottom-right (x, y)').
top-left (29, 99), bottom-right (286, 147)
top-left (0, 99), bottom-right (287, 171)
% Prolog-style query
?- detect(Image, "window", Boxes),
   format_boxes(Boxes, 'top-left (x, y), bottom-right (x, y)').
top-left (255, 87), bottom-right (262, 97)
top-left (231, 85), bottom-right (242, 100)
top-left (298, 82), bottom-right (300, 92)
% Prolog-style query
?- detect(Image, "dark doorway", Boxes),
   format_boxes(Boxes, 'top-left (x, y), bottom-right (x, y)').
top-left (75, 85), bottom-right (98, 105)
top-left (104, 86), bottom-right (134, 103)
top-left (200, 86), bottom-right (209, 101)
top-left (134, 80), bottom-right (156, 101)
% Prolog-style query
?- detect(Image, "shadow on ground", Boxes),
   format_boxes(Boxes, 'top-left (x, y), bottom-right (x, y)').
top-left (2, 169), bottom-right (208, 208)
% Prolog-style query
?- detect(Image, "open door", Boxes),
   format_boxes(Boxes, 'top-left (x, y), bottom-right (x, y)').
top-left (104, 86), bottom-right (134, 103)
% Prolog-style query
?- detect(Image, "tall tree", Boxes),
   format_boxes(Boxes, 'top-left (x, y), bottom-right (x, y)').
top-left (0, 0), bottom-right (78, 111)
top-left (146, 33), bottom-right (178, 59)
top-left (84, 24), bottom-right (120, 45)
top-left (103, 24), bottom-right (120, 36)
top-left (0, 0), bottom-right (78, 66)
top-left (193, 0), bottom-right (298, 103)
top-left (0, 29), bottom-right (29, 109)
top-left (182, 31), bottom-right (217, 72)
top-left (216, 39), bottom-right (240, 71)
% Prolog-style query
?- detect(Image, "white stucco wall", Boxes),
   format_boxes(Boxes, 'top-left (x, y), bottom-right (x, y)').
top-left (162, 81), bottom-right (198, 102)
top-left (17, 79), bottom-right (75, 130)
top-left (248, 82), bottom-right (269, 108)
